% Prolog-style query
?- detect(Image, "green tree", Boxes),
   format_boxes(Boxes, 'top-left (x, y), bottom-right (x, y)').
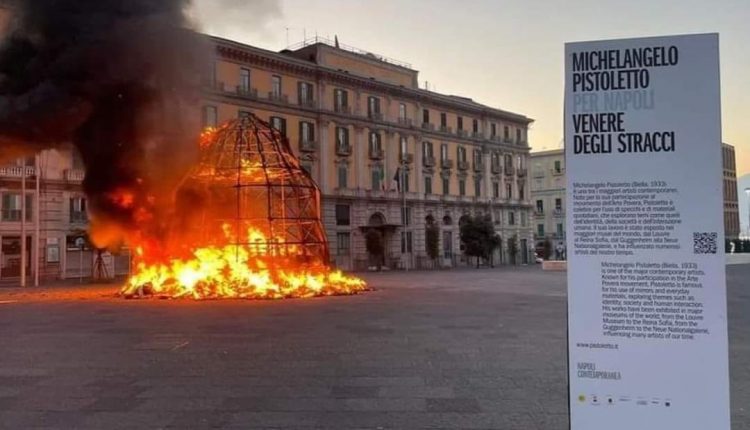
top-left (460, 216), bottom-right (484, 268)
top-left (425, 223), bottom-right (440, 267)
top-left (460, 215), bottom-right (501, 268)
top-left (365, 229), bottom-right (384, 270)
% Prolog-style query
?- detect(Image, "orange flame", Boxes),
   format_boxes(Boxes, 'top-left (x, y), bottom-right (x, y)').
top-left (121, 224), bottom-right (367, 299)
top-left (119, 117), bottom-right (365, 300)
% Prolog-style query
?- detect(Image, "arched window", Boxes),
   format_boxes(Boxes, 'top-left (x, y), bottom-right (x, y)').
top-left (442, 215), bottom-right (453, 226)
top-left (368, 212), bottom-right (385, 227)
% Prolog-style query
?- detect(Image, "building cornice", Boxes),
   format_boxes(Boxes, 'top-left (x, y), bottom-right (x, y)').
top-left (205, 91), bottom-right (532, 154)
top-left (210, 36), bottom-right (534, 125)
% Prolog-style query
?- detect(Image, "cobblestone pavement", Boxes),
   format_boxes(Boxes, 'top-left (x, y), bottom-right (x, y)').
top-left (0, 265), bottom-right (747, 429)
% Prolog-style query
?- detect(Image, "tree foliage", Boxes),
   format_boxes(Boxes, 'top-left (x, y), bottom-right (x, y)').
top-left (459, 215), bottom-right (501, 268)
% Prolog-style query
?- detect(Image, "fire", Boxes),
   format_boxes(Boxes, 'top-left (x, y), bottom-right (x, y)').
top-left (121, 223), bottom-right (367, 299)
top-left (119, 116), bottom-right (366, 300)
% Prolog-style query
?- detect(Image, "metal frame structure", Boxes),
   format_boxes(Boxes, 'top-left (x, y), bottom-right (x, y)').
top-left (184, 114), bottom-right (329, 265)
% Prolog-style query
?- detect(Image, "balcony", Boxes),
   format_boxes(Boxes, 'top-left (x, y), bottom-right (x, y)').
top-left (267, 92), bottom-right (289, 103)
top-left (505, 165), bottom-right (516, 176)
top-left (70, 212), bottom-right (88, 224)
top-left (472, 131), bottom-right (483, 139)
top-left (369, 148), bottom-right (384, 160)
top-left (534, 211), bottom-right (545, 218)
top-left (399, 153), bottom-right (414, 164)
top-left (334, 104), bottom-right (351, 115)
top-left (503, 137), bottom-right (512, 144)
top-left (0, 166), bottom-right (35, 178)
top-left (473, 162), bottom-right (483, 172)
top-left (439, 125), bottom-right (452, 134)
top-left (440, 159), bottom-right (453, 169)
top-left (457, 160), bottom-right (469, 171)
top-left (298, 98), bottom-right (316, 108)
top-left (336, 143), bottom-right (352, 156)
top-left (398, 117), bottom-right (413, 127)
top-left (421, 122), bottom-right (435, 131)
top-left (368, 112), bottom-right (384, 121)
top-left (423, 155), bottom-right (436, 167)
top-left (64, 168), bottom-right (85, 182)
top-left (517, 167), bottom-right (528, 177)
top-left (1, 209), bottom-right (22, 222)
top-left (456, 129), bottom-right (468, 138)
top-left (518, 140), bottom-right (528, 146)
top-left (491, 163), bottom-right (502, 174)
top-left (553, 208), bottom-right (564, 217)
top-left (299, 140), bottom-right (318, 152)
top-left (552, 168), bottom-right (565, 176)
top-left (236, 86), bottom-right (258, 99)
top-left (490, 135), bottom-right (501, 143)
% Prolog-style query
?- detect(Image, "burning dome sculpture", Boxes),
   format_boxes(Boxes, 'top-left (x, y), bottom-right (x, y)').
top-left (121, 115), bottom-right (366, 299)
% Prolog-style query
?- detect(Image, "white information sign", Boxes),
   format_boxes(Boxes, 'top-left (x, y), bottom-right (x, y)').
top-left (565, 34), bottom-right (729, 429)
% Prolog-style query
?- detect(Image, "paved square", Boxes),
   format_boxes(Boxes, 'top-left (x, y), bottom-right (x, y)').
top-left (0, 265), bottom-right (747, 429)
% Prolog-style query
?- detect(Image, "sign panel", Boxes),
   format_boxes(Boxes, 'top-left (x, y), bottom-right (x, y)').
top-left (565, 34), bottom-right (729, 429)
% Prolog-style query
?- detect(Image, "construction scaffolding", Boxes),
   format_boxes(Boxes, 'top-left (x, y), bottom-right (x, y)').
top-left (181, 114), bottom-right (329, 266)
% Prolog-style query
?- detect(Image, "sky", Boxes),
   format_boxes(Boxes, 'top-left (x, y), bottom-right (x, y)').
top-left (192, 0), bottom-right (749, 177)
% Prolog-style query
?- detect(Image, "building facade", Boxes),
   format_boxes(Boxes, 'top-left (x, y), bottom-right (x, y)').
top-left (723, 143), bottom-right (741, 240)
top-left (0, 149), bottom-right (131, 285)
top-left (0, 35), bottom-right (536, 284)
top-left (206, 36), bottom-right (535, 269)
top-left (529, 149), bottom-right (566, 259)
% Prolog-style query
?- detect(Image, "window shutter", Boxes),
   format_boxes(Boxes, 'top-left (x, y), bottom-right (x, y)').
top-left (309, 122), bottom-right (315, 141)
top-left (297, 82), bottom-right (303, 103)
top-left (307, 84), bottom-right (314, 103)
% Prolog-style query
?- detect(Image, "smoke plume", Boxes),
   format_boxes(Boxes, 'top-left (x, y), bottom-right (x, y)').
top-left (0, 0), bottom-right (210, 249)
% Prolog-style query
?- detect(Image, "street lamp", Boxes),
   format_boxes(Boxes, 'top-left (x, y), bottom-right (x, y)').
top-left (745, 188), bottom-right (750, 239)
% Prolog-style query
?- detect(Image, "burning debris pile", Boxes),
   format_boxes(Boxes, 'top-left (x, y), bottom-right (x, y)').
top-left (121, 116), bottom-right (367, 299)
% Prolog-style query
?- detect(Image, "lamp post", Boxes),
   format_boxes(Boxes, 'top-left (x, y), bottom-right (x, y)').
top-left (745, 188), bottom-right (750, 239)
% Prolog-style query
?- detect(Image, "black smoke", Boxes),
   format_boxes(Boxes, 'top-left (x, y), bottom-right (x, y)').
top-left (0, 0), bottom-right (210, 247)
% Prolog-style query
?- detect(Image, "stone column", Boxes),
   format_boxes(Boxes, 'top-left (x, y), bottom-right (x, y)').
top-left (355, 125), bottom-right (366, 189)
top-left (413, 134), bottom-right (422, 195)
top-left (354, 90), bottom-right (362, 117)
top-left (483, 147), bottom-right (491, 202)
top-left (317, 82), bottom-right (327, 112)
top-left (384, 129), bottom-right (393, 191)
top-left (318, 119), bottom-right (330, 192)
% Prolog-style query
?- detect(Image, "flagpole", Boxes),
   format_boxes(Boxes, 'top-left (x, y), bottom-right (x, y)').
top-left (34, 153), bottom-right (40, 287)
top-left (401, 150), bottom-right (408, 272)
top-left (20, 158), bottom-right (26, 287)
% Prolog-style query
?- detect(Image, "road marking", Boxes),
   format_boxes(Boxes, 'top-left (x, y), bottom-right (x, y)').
top-left (170, 341), bottom-right (189, 351)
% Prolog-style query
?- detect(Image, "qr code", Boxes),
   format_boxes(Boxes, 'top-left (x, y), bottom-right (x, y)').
top-left (693, 232), bottom-right (717, 254)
